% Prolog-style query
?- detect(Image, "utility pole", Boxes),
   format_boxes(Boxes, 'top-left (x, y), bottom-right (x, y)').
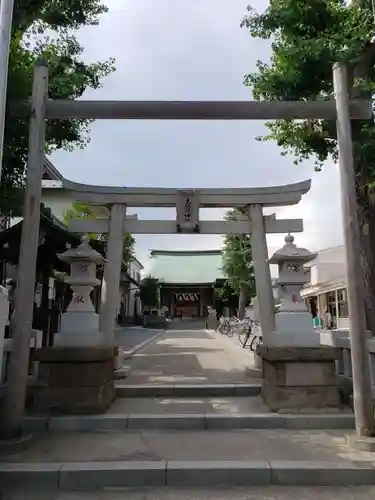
top-left (0, 0), bottom-right (15, 180)
top-left (1, 61), bottom-right (48, 438)
top-left (333, 62), bottom-right (375, 438)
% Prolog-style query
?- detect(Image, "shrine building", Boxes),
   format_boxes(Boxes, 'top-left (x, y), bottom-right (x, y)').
top-left (148, 249), bottom-right (225, 319)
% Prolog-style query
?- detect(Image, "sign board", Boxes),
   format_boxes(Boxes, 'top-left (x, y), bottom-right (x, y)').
top-left (174, 293), bottom-right (200, 302)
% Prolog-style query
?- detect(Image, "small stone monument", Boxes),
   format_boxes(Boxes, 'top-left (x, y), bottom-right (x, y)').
top-left (33, 236), bottom-right (115, 414)
top-left (267, 234), bottom-right (318, 347)
top-left (256, 234), bottom-right (342, 413)
top-left (206, 306), bottom-right (218, 330)
top-left (54, 235), bottom-right (106, 347)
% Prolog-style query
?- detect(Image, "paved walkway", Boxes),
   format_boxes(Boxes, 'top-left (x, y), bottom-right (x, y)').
top-left (115, 327), bottom-right (163, 353)
top-left (4, 428), bottom-right (375, 464)
top-left (123, 327), bottom-right (257, 385)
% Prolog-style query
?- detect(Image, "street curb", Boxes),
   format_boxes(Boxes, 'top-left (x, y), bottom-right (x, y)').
top-left (119, 329), bottom-right (166, 360)
top-left (21, 412), bottom-right (355, 432)
top-left (115, 383), bottom-right (261, 398)
top-left (1, 460), bottom-right (375, 489)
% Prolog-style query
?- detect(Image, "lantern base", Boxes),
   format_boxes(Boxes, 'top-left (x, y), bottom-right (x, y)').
top-left (60, 311), bottom-right (100, 336)
top-left (267, 331), bottom-right (321, 347)
top-left (54, 331), bottom-right (108, 347)
top-left (269, 311), bottom-right (320, 347)
top-left (32, 347), bottom-right (115, 414)
top-left (256, 345), bottom-right (344, 413)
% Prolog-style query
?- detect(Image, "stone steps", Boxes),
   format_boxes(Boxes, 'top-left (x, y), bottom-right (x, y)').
top-left (2, 428), bottom-right (375, 489)
top-left (4, 485), bottom-right (375, 500)
top-left (22, 411), bottom-right (355, 432)
top-left (6, 486), bottom-right (375, 500)
top-left (3, 460), bottom-right (375, 490)
top-left (115, 383), bottom-right (261, 398)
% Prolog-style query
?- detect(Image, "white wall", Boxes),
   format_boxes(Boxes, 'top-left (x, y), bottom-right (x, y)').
top-left (11, 185), bottom-right (108, 227)
top-left (316, 262), bottom-right (345, 284)
top-left (310, 264), bottom-right (318, 286)
top-left (127, 259), bottom-right (143, 318)
top-left (307, 246), bottom-right (345, 286)
top-left (316, 246), bottom-right (345, 264)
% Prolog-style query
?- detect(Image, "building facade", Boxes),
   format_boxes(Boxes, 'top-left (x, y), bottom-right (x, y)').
top-left (301, 245), bottom-right (349, 329)
top-left (119, 257), bottom-right (143, 323)
top-left (148, 249), bottom-right (225, 319)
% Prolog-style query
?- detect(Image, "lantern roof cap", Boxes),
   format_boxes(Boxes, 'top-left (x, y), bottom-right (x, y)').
top-left (269, 234), bottom-right (317, 264)
top-left (58, 235), bottom-right (106, 264)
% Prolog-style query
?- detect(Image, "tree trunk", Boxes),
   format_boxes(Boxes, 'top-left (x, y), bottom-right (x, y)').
top-left (356, 180), bottom-right (375, 335)
top-left (238, 287), bottom-right (247, 319)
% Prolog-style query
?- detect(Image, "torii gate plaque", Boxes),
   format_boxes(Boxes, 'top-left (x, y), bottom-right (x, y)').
top-left (176, 190), bottom-right (200, 233)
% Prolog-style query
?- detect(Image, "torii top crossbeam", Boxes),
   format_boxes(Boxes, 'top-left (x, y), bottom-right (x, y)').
top-left (9, 99), bottom-right (372, 120)
top-left (63, 178), bottom-right (311, 208)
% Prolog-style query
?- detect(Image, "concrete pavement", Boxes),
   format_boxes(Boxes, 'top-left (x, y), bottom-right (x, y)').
top-left (123, 327), bottom-right (258, 385)
top-left (115, 326), bottom-right (165, 354)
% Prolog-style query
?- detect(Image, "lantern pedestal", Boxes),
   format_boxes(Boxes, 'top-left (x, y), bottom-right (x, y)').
top-left (33, 237), bottom-right (116, 414)
top-left (32, 346), bottom-right (115, 414)
top-left (256, 345), bottom-right (343, 413)
top-left (256, 235), bottom-right (343, 413)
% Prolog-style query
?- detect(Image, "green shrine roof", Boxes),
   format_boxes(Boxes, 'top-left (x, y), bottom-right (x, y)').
top-left (148, 250), bottom-right (225, 284)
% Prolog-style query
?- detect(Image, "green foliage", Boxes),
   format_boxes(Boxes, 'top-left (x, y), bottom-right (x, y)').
top-left (214, 280), bottom-right (239, 314)
top-left (221, 209), bottom-right (256, 300)
top-left (2, 0), bottom-right (115, 212)
top-left (139, 276), bottom-right (160, 308)
top-left (241, 0), bottom-right (375, 330)
top-left (63, 203), bottom-right (135, 267)
top-left (241, 0), bottom-right (375, 179)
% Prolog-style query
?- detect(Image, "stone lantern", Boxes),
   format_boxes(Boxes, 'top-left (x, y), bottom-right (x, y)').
top-left (267, 234), bottom-right (318, 347)
top-left (54, 235), bottom-right (107, 347)
top-left (256, 234), bottom-right (341, 413)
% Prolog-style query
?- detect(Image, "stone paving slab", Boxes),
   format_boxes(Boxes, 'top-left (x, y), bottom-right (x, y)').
top-left (2, 429), bottom-right (375, 464)
top-left (124, 329), bottom-right (257, 385)
top-left (3, 486), bottom-right (375, 500)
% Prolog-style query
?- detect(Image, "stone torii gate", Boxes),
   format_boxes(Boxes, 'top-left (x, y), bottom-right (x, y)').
top-left (2, 59), bottom-right (373, 440)
top-left (63, 178), bottom-right (311, 346)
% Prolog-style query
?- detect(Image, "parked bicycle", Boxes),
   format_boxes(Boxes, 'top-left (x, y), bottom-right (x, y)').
top-left (216, 316), bottom-right (263, 352)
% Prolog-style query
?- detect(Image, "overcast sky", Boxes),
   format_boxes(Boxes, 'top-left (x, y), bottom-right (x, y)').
top-left (50, 0), bottom-right (343, 272)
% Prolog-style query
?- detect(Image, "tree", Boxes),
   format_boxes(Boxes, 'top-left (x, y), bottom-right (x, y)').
top-left (139, 276), bottom-right (160, 308)
top-left (2, 0), bottom-right (114, 213)
top-left (241, 0), bottom-right (375, 332)
top-left (222, 209), bottom-right (256, 318)
top-left (63, 202), bottom-right (135, 269)
top-left (214, 281), bottom-right (239, 317)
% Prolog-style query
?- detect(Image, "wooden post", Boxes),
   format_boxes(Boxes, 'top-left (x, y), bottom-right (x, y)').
top-left (99, 203), bottom-right (125, 345)
top-left (1, 61), bottom-right (48, 438)
top-left (333, 62), bottom-right (374, 437)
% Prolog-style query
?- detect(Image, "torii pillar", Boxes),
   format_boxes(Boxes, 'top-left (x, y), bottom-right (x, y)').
top-left (248, 204), bottom-right (275, 343)
top-left (99, 203), bottom-right (126, 345)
